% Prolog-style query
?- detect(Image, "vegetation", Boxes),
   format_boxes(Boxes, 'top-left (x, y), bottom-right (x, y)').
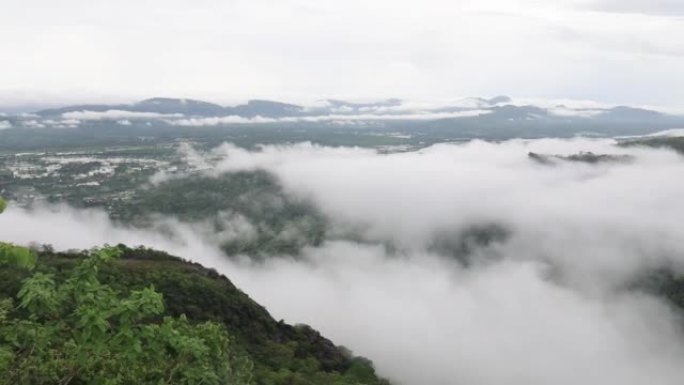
top-left (620, 137), bottom-right (684, 154)
top-left (0, 200), bottom-right (258, 384)
top-left (0, 151), bottom-right (328, 257)
top-left (0, 198), bottom-right (36, 269)
top-left (0, 237), bottom-right (389, 384)
top-left (112, 172), bottom-right (327, 257)
top-left (0, 248), bottom-right (253, 385)
top-left (528, 151), bottom-right (634, 164)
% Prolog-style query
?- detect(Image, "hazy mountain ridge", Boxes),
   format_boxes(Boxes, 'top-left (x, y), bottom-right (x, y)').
top-left (34, 98), bottom-right (305, 118)
top-left (1, 96), bottom-right (683, 148)
top-left (23, 96), bottom-right (681, 122)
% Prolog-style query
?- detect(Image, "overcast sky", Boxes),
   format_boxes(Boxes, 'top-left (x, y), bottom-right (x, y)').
top-left (1, 0), bottom-right (683, 107)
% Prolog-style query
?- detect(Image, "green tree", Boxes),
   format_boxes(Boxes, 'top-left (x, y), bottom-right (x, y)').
top-left (0, 198), bottom-right (36, 269)
top-left (0, 202), bottom-right (253, 385)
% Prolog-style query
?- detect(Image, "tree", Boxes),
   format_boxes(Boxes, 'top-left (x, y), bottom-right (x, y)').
top-left (0, 198), bottom-right (253, 384)
top-left (0, 198), bottom-right (36, 269)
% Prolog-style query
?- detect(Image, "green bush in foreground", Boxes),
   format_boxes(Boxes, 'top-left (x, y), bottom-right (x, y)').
top-left (0, 198), bottom-right (252, 384)
top-left (0, 246), bottom-right (253, 385)
top-left (0, 198), bottom-right (388, 385)
top-left (0, 198), bottom-right (37, 270)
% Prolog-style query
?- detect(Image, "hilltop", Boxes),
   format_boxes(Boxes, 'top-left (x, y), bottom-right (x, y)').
top-left (0, 245), bottom-right (390, 385)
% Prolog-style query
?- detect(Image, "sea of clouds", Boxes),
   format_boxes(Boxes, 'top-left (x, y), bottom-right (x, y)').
top-left (3, 138), bottom-right (684, 385)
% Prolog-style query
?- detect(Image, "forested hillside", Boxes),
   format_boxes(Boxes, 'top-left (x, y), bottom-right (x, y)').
top-left (0, 243), bottom-right (389, 385)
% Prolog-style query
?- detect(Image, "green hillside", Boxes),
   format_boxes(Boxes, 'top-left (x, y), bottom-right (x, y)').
top-left (0, 245), bottom-right (389, 385)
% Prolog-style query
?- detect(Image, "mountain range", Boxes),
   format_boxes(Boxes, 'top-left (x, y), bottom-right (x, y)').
top-left (2, 96), bottom-right (683, 142)
top-left (24, 96), bottom-right (680, 122)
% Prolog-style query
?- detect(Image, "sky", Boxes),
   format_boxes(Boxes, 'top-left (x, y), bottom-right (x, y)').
top-left (1, 0), bottom-right (683, 107)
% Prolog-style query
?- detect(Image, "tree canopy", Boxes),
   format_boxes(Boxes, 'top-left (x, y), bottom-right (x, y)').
top-left (0, 199), bottom-right (389, 385)
top-left (0, 198), bottom-right (36, 269)
top-left (0, 199), bottom-right (252, 384)
top-left (0, 246), bottom-right (253, 385)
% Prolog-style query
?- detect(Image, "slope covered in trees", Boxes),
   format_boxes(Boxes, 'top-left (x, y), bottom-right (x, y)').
top-left (0, 243), bottom-right (389, 385)
top-left (620, 136), bottom-right (684, 154)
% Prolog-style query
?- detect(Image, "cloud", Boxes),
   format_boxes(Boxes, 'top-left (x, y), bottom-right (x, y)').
top-left (20, 119), bottom-right (46, 128)
top-left (170, 110), bottom-right (491, 126)
top-left (548, 106), bottom-right (605, 118)
top-left (238, 241), bottom-right (684, 385)
top-left (171, 115), bottom-right (276, 126)
top-left (61, 109), bottom-right (183, 121)
top-left (617, 128), bottom-right (684, 139)
top-left (4, 138), bottom-right (684, 384)
top-left (202, 140), bottom-right (684, 284)
top-left (581, 0), bottom-right (684, 15)
top-left (2, 0), bottom-right (684, 106)
top-left (0, 120), bottom-right (12, 130)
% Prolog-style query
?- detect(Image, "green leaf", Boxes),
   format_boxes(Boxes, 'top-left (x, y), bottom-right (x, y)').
top-left (0, 242), bottom-right (37, 270)
top-left (0, 246), bottom-right (253, 385)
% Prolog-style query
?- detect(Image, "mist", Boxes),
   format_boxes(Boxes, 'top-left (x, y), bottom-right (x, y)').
top-left (3, 138), bottom-right (684, 385)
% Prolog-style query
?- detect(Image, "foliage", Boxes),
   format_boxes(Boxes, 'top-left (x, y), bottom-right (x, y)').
top-left (111, 172), bottom-right (327, 257)
top-left (0, 246), bottom-right (253, 385)
top-left (0, 245), bottom-right (390, 385)
top-left (0, 198), bottom-right (37, 269)
top-left (528, 151), bottom-right (634, 164)
top-left (0, 242), bottom-right (37, 270)
top-left (620, 137), bottom-right (684, 155)
top-left (0, 200), bottom-right (386, 385)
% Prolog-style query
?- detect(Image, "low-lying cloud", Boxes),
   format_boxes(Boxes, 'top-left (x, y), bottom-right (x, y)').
top-left (61, 109), bottom-right (184, 121)
top-left (170, 110), bottom-right (491, 127)
top-left (3, 138), bottom-right (684, 385)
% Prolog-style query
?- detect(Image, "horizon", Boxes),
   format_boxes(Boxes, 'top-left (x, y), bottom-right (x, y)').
top-left (3, 94), bottom-right (684, 116)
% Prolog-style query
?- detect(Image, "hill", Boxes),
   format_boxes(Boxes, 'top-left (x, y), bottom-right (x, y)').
top-left (0, 245), bottom-right (390, 385)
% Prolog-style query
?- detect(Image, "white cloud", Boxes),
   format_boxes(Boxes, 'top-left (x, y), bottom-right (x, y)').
top-left (0, 0), bottom-right (683, 107)
top-left (0, 120), bottom-right (12, 130)
top-left (171, 110), bottom-right (491, 126)
top-left (4, 139), bottom-right (684, 384)
top-left (61, 109), bottom-right (183, 120)
top-left (204, 140), bottom-right (684, 286)
top-left (617, 128), bottom-right (684, 139)
top-left (21, 119), bottom-right (46, 128)
top-left (548, 106), bottom-right (605, 117)
top-left (171, 115), bottom-right (275, 126)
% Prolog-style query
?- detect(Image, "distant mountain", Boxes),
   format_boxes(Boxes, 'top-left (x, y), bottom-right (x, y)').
top-left (17, 96), bottom-right (684, 139)
top-left (597, 106), bottom-right (665, 121)
top-left (487, 95), bottom-right (513, 105)
top-left (228, 99), bottom-right (305, 118)
top-left (132, 97), bottom-right (226, 116)
top-left (485, 105), bottom-right (549, 120)
top-left (37, 97), bottom-right (227, 117)
top-left (325, 98), bottom-right (403, 110)
top-left (33, 96), bottom-right (678, 123)
top-left (37, 103), bottom-right (130, 116)
top-left (36, 98), bottom-right (307, 118)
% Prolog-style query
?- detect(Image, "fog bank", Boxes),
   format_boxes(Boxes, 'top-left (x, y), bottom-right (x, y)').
top-left (3, 138), bottom-right (684, 385)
